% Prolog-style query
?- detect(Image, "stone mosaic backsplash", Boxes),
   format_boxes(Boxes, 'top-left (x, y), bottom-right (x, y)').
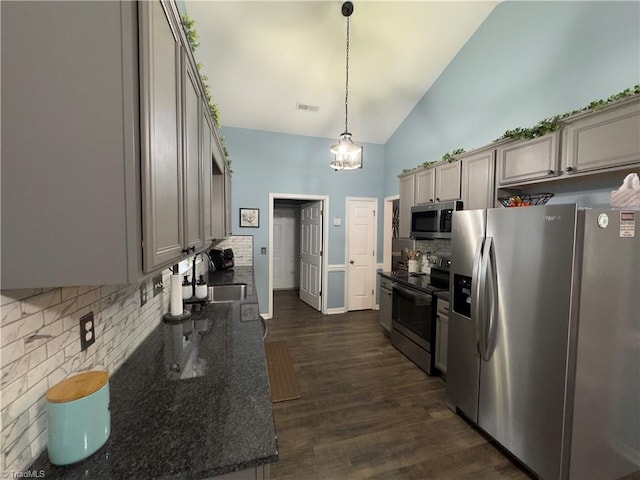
top-left (0, 270), bottom-right (171, 473)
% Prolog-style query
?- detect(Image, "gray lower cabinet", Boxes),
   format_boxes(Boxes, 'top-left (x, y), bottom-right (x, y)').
top-left (378, 276), bottom-right (393, 336)
top-left (460, 147), bottom-right (496, 210)
top-left (208, 464), bottom-right (270, 480)
top-left (1, 0), bottom-right (227, 289)
top-left (496, 132), bottom-right (560, 186)
top-left (562, 96), bottom-right (640, 175)
top-left (435, 298), bottom-right (449, 375)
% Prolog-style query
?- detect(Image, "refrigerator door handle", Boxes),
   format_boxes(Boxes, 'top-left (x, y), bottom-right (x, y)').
top-left (471, 238), bottom-right (485, 358)
top-left (481, 237), bottom-right (498, 362)
top-left (478, 237), bottom-right (492, 361)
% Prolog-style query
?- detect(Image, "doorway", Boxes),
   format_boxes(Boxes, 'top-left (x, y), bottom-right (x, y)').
top-left (268, 193), bottom-right (330, 319)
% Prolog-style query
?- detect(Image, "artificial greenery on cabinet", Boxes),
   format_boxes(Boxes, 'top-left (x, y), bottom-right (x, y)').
top-left (181, 14), bottom-right (230, 161)
top-left (403, 84), bottom-right (640, 174)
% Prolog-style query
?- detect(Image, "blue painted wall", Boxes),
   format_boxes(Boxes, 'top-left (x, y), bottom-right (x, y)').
top-left (220, 127), bottom-right (385, 312)
top-left (384, 0), bottom-right (640, 196)
top-left (222, 0), bottom-right (640, 314)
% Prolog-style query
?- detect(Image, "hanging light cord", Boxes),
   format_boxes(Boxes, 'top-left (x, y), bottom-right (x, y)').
top-left (344, 15), bottom-right (350, 134)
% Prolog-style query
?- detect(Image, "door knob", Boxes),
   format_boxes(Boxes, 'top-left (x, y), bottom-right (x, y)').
top-left (349, 260), bottom-right (354, 264)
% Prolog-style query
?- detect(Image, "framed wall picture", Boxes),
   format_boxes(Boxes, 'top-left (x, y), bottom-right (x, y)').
top-left (240, 208), bottom-right (260, 228)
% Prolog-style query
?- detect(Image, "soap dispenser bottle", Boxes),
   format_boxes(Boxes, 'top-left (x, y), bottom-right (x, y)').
top-left (195, 275), bottom-right (208, 299)
top-left (182, 275), bottom-right (192, 300)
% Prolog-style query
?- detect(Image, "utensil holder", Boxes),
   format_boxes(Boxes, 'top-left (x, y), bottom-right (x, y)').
top-left (408, 260), bottom-right (419, 273)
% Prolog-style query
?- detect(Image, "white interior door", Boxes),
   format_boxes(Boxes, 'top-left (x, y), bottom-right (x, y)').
top-left (347, 198), bottom-right (376, 311)
top-left (273, 207), bottom-right (299, 289)
top-left (299, 201), bottom-right (322, 310)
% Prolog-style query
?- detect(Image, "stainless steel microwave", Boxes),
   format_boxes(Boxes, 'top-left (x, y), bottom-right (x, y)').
top-left (411, 200), bottom-right (463, 239)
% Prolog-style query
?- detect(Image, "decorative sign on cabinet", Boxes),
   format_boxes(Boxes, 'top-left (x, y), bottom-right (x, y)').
top-left (1, 0), bottom-right (230, 289)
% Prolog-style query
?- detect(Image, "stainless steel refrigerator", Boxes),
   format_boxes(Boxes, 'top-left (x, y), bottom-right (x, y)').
top-left (447, 204), bottom-right (639, 479)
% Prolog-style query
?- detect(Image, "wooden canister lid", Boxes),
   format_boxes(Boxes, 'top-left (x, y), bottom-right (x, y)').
top-left (46, 371), bottom-right (109, 403)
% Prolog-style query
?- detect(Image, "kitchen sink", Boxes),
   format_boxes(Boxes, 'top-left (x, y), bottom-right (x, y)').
top-left (208, 283), bottom-right (247, 303)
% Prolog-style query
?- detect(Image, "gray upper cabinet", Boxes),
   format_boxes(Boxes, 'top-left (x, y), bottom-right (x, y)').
top-left (1, 1), bottom-right (143, 288)
top-left (1, 0), bottom-right (227, 289)
top-left (496, 132), bottom-right (560, 186)
top-left (139, 1), bottom-right (185, 272)
top-left (461, 148), bottom-right (496, 210)
top-left (211, 134), bottom-right (229, 240)
top-left (415, 168), bottom-right (435, 205)
top-left (202, 113), bottom-right (214, 242)
top-left (414, 162), bottom-right (461, 205)
top-left (182, 55), bottom-right (204, 251)
top-left (435, 161), bottom-right (462, 202)
top-left (398, 174), bottom-right (415, 238)
top-left (562, 96), bottom-right (640, 175)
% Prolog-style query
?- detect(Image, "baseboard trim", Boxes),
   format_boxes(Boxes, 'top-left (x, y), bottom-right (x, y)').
top-left (326, 307), bottom-right (347, 315)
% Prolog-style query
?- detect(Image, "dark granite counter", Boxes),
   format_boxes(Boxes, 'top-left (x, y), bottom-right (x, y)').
top-left (379, 271), bottom-right (443, 294)
top-left (435, 290), bottom-right (451, 302)
top-left (31, 266), bottom-right (278, 479)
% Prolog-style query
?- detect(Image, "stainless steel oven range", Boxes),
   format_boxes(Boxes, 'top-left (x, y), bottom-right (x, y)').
top-left (391, 265), bottom-right (449, 376)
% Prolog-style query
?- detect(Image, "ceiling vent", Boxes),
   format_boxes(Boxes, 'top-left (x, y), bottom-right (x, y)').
top-left (296, 103), bottom-right (320, 113)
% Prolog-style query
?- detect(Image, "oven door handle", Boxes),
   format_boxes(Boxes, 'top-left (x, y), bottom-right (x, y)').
top-left (393, 284), bottom-right (431, 301)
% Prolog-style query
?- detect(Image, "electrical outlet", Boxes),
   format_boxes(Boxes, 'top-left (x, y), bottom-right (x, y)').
top-left (79, 312), bottom-right (95, 351)
top-left (153, 274), bottom-right (163, 297)
top-left (140, 280), bottom-right (147, 307)
top-left (261, 247), bottom-right (267, 255)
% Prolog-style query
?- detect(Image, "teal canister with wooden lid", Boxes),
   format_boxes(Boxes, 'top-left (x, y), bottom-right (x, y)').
top-left (46, 371), bottom-right (110, 465)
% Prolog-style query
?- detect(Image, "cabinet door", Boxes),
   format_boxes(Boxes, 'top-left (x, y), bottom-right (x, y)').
top-left (202, 112), bottom-right (213, 242)
top-left (399, 174), bottom-right (415, 238)
top-left (461, 149), bottom-right (496, 210)
top-left (210, 134), bottom-right (227, 240)
top-left (496, 132), bottom-right (560, 186)
top-left (140, 1), bottom-right (184, 272)
top-left (436, 312), bottom-right (449, 374)
top-left (224, 165), bottom-right (232, 236)
top-left (562, 98), bottom-right (640, 175)
top-left (435, 162), bottom-right (461, 201)
top-left (415, 168), bottom-right (435, 205)
top-left (183, 57), bottom-right (203, 250)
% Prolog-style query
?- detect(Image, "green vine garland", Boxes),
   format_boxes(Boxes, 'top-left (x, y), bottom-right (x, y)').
top-left (403, 84), bottom-right (640, 174)
top-left (499, 84), bottom-right (640, 141)
top-left (181, 15), bottom-right (230, 160)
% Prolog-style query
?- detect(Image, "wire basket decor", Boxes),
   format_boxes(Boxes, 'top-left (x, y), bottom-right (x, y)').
top-left (499, 193), bottom-right (554, 207)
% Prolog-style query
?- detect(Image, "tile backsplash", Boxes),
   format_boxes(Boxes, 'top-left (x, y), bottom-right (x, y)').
top-left (415, 239), bottom-right (451, 260)
top-left (0, 270), bottom-right (171, 473)
top-left (212, 235), bottom-right (254, 266)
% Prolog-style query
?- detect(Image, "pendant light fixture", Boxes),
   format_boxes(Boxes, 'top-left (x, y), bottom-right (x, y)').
top-left (330, 1), bottom-right (363, 171)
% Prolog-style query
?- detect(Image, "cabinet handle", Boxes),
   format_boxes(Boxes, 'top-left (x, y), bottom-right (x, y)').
top-left (548, 170), bottom-right (554, 175)
top-left (429, 198), bottom-right (434, 202)
top-left (436, 197), bottom-right (440, 202)
top-left (189, 246), bottom-right (196, 253)
top-left (181, 248), bottom-right (189, 254)
top-left (566, 166), bottom-right (574, 173)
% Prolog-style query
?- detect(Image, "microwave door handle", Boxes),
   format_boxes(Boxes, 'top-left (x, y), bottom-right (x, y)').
top-left (471, 238), bottom-right (484, 358)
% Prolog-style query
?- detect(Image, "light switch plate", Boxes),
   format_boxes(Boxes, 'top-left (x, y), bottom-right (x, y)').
top-left (333, 217), bottom-right (341, 226)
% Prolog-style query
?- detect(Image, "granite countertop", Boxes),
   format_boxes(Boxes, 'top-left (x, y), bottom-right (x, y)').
top-left (379, 270), bottom-right (439, 293)
top-left (31, 266), bottom-right (278, 479)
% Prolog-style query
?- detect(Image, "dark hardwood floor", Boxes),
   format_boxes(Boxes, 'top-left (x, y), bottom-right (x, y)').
top-left (266, 290), bottom-right (531, 480)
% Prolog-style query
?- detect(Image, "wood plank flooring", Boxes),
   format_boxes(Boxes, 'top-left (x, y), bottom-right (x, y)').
top-left (266, 290), bottom-right (532, 480)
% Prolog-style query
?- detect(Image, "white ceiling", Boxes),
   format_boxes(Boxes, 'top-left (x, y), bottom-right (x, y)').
top-left (185, 1), bottom-right (500, 145)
